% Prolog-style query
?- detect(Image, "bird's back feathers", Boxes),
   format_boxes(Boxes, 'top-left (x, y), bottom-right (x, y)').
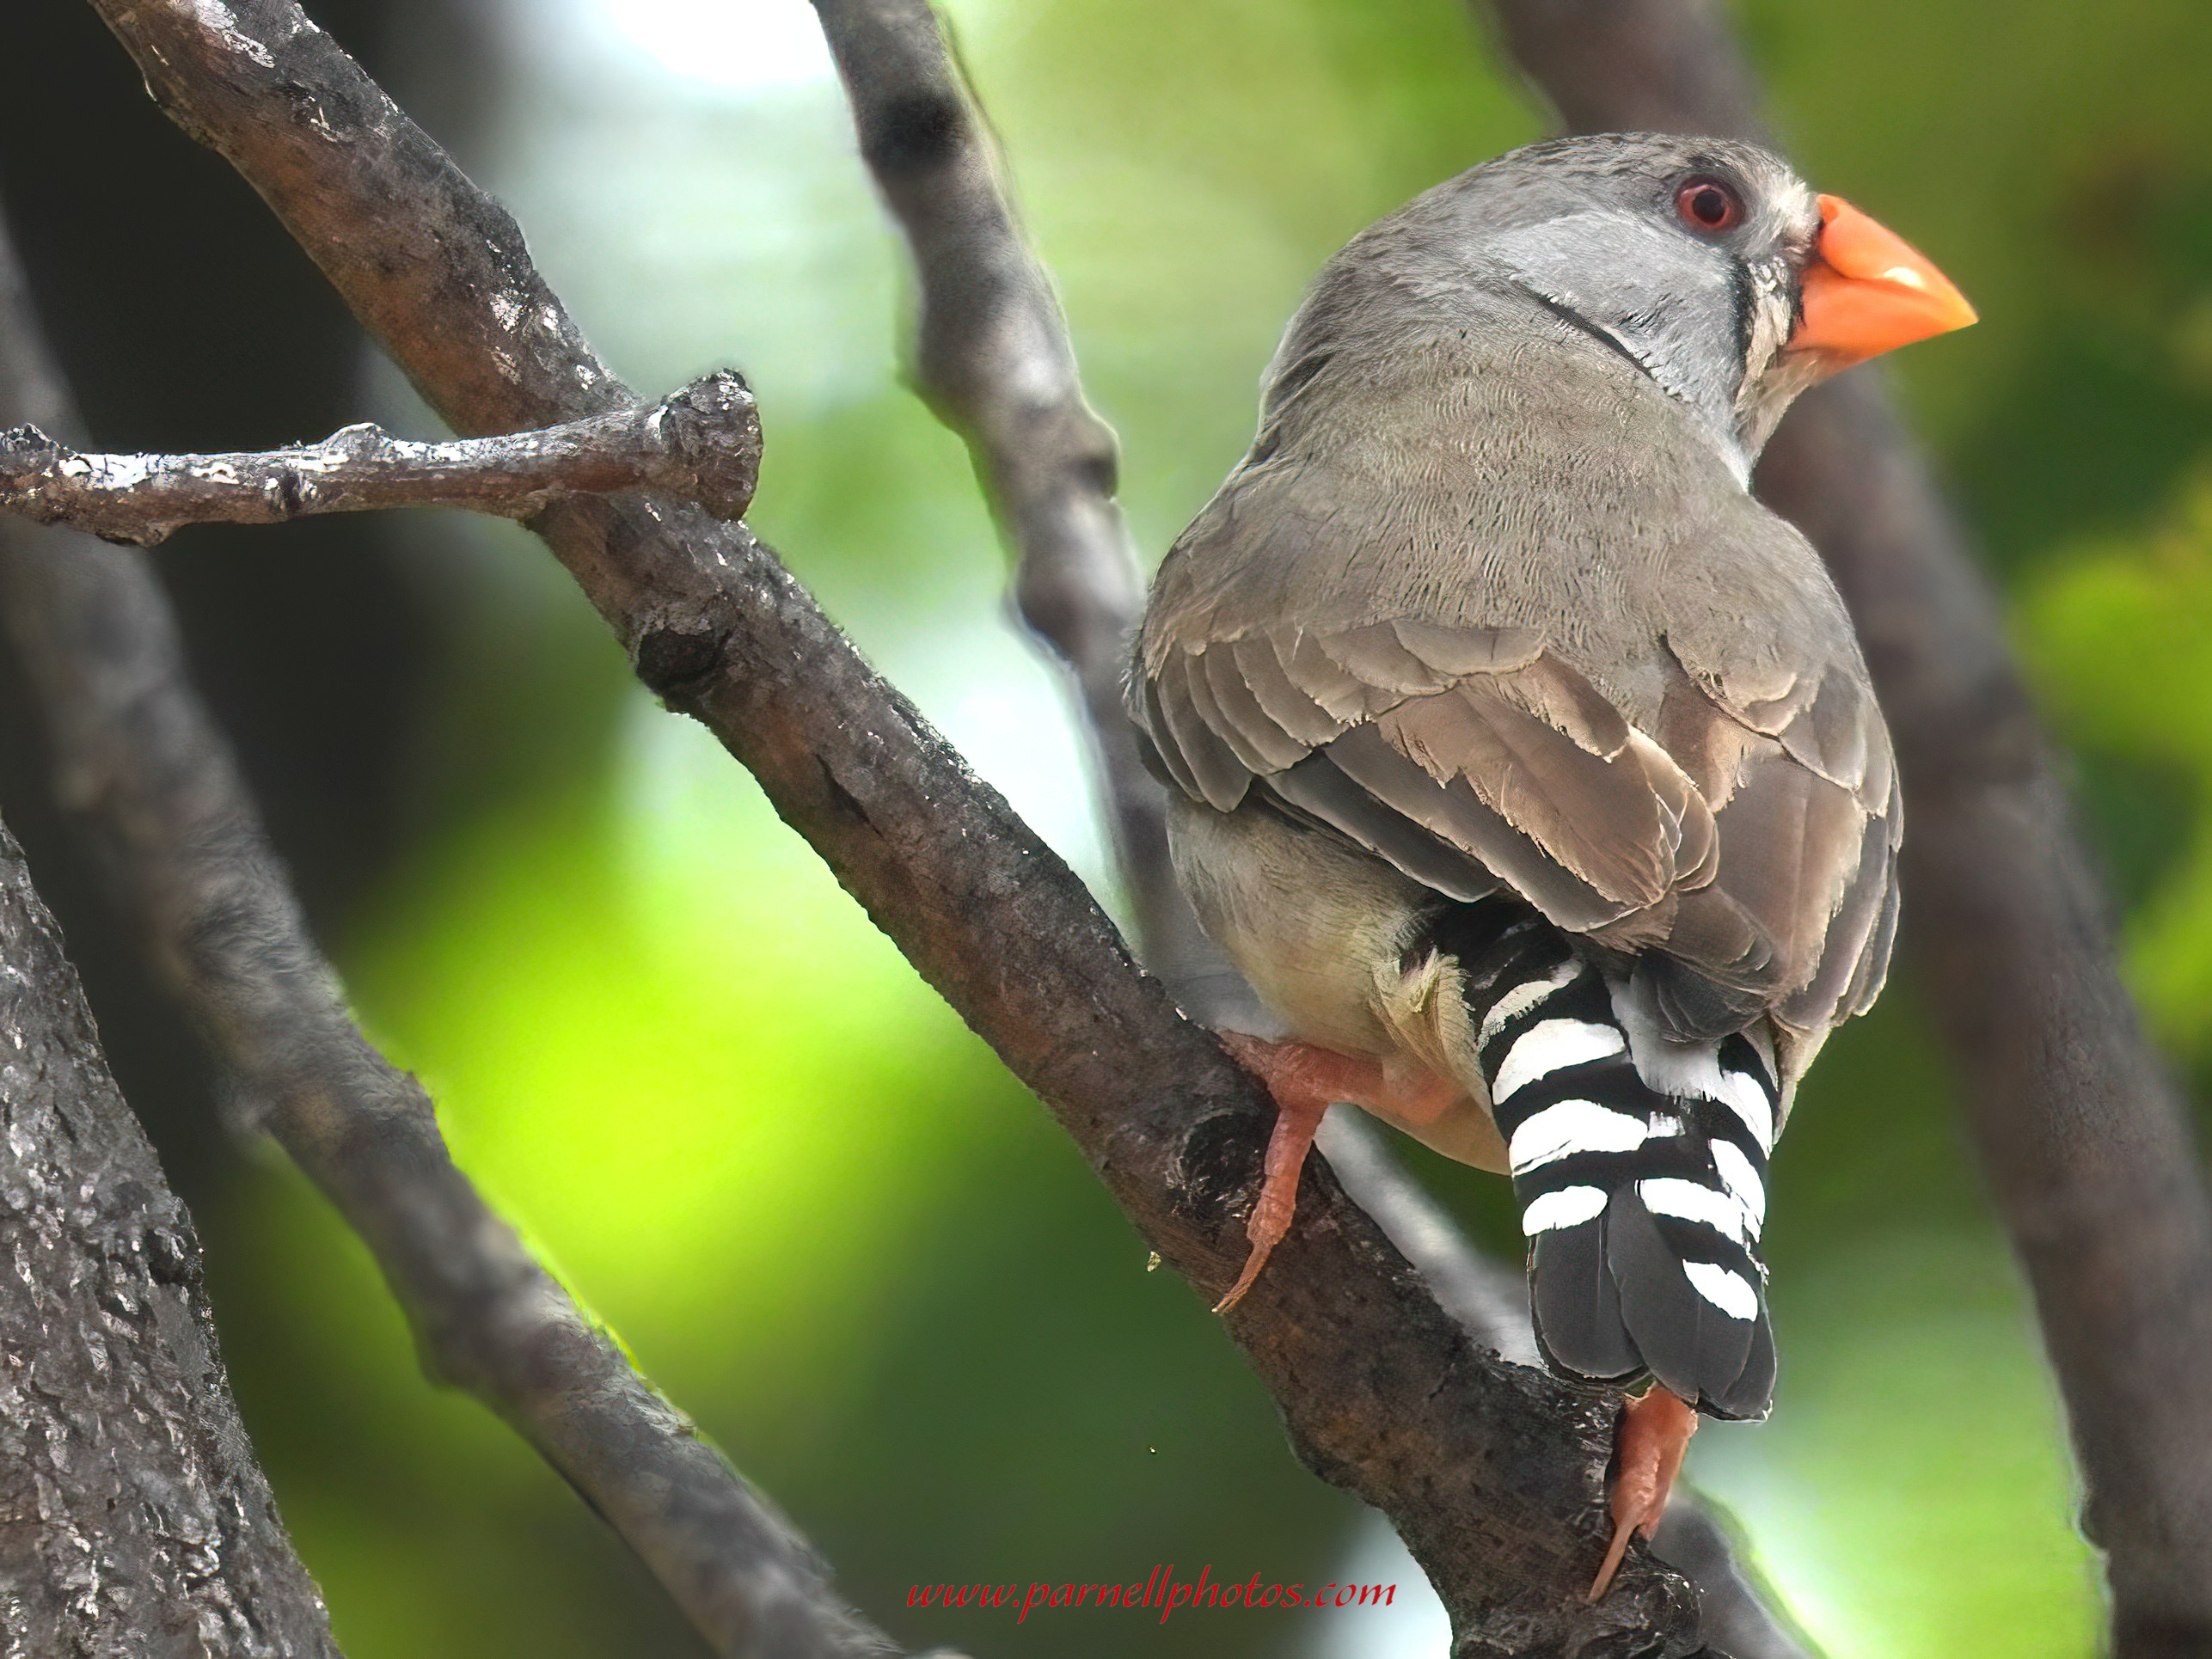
top-left (1135, 287), bottom-right (1896, 1041)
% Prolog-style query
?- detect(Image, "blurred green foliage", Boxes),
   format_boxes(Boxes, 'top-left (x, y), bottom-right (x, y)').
top-left (181, 0), bottom-right (2212, 1654)
top-left (2020, 481), bottom-right (2212, 1060)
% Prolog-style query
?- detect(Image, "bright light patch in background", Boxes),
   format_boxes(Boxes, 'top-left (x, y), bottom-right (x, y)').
top-left (1305, 1511), bottom-right (1449, 1659)
top-left (584, 0), bottom-right (835, 89)
top-left (925, 657), bottom-right (1115, 896)
top-left (1694, 1230), bottom-right (2097, 1659)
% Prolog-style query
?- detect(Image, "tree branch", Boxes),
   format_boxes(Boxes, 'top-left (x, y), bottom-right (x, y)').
top-left (0, 371), bottom-right (759, 547)
top-left (0, 217), bottom-right (895, 1659)
top-left (810, 0), bottom-right (1232, 1009)
top-left (1316, 1113), bottom-right (1543, 1368)
top-left (807, 0), bottom-right (1566, 1385)
top-left (77, 0), bottom-right (1717, 1648)
top-left (1480, 2), bottom-right (2212, 1650)
top-left (0, 807), bottom-right (341, 1658)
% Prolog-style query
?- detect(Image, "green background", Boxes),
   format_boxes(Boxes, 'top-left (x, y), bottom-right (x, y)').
top-left (56, 0), bottom-right (2212, 1654)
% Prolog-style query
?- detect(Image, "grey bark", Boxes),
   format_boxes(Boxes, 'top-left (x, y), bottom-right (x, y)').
top-left (0, 214), bottom-right (895, 1659)
top-left (0, 370), bottom-right (760, 547)
top-left (1480, 1), bottom-right (2212, 1651)
top-left (809, 0), bottom-right (1231, 1014)
top-left (0, 811), bottom-right (340, 1658)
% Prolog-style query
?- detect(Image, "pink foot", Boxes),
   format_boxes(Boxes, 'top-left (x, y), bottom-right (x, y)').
top-left (1589, 1387), bottom-right (1699, 1600)
top-left (1209, 1034), bottom-right (1378, 1313)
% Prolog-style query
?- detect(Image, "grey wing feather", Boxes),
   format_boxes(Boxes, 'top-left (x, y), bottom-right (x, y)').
top-left (1376, 681), bottom-right (1672, 908)
top-left (1281, 630), bottom-right (1384, 722)
top-left (1310, 725), bottom-right (1616, 921)
top-left (1389, 620), bottom-right (1546, 677)
top-left (1315, 622), bottom-right (1455, 694)
top-left (1136, 579), bottom-right (1897, 1050)
top-left (1267, 750), bottom-right (1502, 903)
top-left (1777, 668), bottom-right (1874, 792)
top-left (1200, 646), bottom-right (1312, 772)
top-left (1152, 658), bottom-right (1252, 811)
top-left (1229, 635), bottom-right (1341, 745)
top-left (1139, 675), bottom-right (1204, 800)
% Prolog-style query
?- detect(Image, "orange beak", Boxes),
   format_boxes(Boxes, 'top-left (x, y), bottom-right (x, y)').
top-left (1791, 194), bottom-right (1976, 367)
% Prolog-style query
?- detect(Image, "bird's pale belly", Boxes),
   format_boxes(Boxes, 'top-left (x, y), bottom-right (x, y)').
top-left (1167, 796), bottom-right (1510, 1172)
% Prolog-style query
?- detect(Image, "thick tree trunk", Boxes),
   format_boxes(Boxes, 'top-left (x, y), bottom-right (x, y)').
top-left (0, 815), bottom-right (338, 1658)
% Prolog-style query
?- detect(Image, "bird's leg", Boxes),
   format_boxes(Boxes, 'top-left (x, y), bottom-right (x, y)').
top-left (1589, 1386), bottom-right (1699, 1600)
top-left (1210, 1034), bottom-right (1382, 1313)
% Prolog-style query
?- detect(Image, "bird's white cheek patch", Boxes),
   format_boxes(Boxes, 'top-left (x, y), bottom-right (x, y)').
top-left (1639, 1177), bottom-right (1753, 1246)
top-left (1708, 1138), bottom-right (1767, 1231)
top-left (1520, 1185), bottom-right (1608, 1235)
top-left (1508, 1099), bottom-right (1650, 1175)
top-left (1492, 1019), bottom-right (1627, 1103)
top-left (1478, 958), bottom-right (1581, 1047)
top-left (1682, 1261), bottom-right (1760, 1321)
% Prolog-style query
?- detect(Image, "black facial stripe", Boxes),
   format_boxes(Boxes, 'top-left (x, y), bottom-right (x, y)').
top-left (1512, 285), bottom-right (1650, 378)
top-left (1725, 258), bottom-right (1756, 383)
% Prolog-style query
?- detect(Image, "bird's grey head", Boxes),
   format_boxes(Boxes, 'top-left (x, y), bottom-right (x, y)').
top-left (1302, 135), bottom-right (1831, 481)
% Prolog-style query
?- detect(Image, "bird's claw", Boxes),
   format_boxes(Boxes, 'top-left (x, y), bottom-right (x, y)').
top-left (1589, 1387), bottom-right (1699, 1600)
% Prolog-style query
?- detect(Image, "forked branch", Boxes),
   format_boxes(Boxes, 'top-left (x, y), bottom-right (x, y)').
top-left (812, 0), bottom-right (1226, 1004)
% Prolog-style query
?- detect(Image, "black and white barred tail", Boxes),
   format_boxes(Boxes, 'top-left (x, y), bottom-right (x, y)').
top-left (1425, 902), bottom-right (1780, 1420)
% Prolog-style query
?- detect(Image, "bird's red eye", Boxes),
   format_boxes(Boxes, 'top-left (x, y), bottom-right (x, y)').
top-left (1675, 177), bottom-right (1743, 233)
